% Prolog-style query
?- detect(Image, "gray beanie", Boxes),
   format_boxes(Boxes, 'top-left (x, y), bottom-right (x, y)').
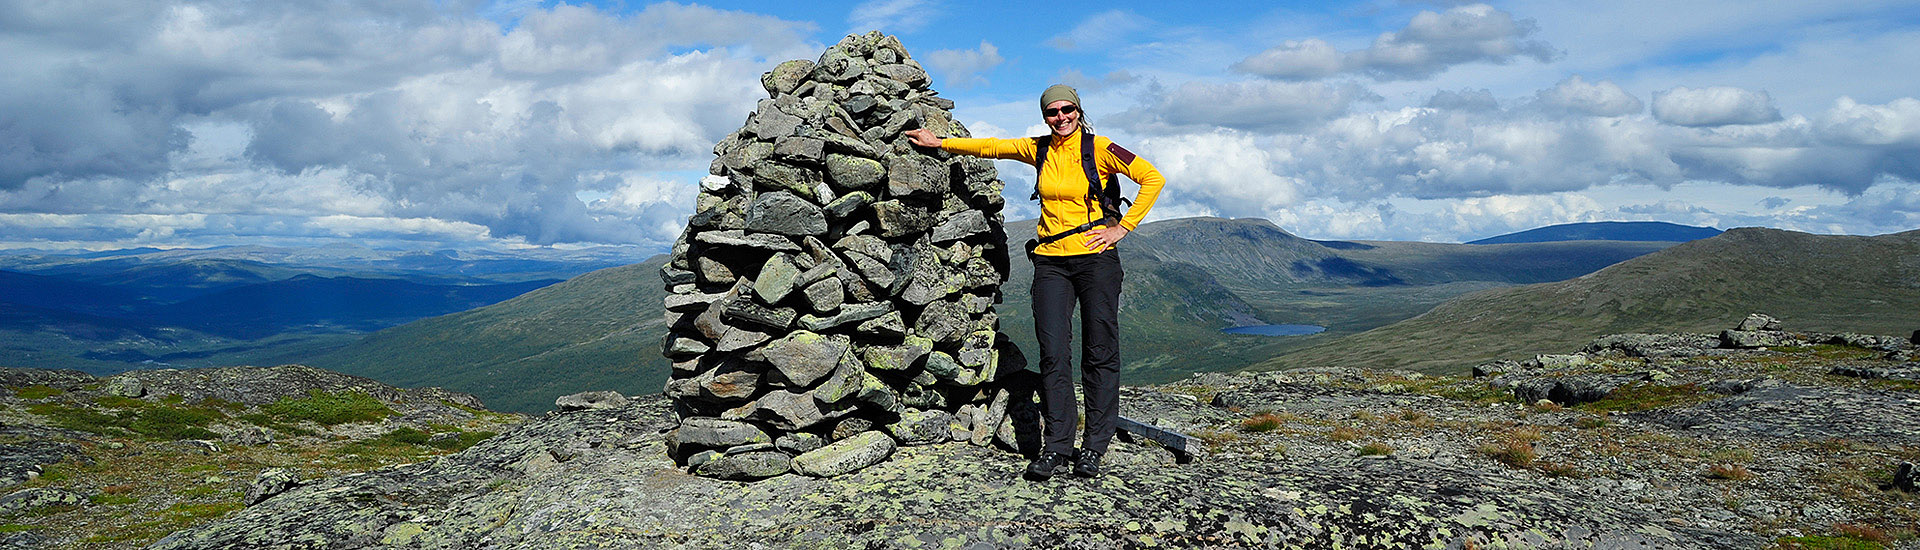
top-left (1040, 84), bottom-right (1080, 112)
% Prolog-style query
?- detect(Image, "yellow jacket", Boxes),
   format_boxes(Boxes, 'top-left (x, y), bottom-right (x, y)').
top-left (940, 132), bottom-right (1165, 256)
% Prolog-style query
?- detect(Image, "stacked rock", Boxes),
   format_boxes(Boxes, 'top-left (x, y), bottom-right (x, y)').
top-left (658, 32), bottom-right (1016, 480)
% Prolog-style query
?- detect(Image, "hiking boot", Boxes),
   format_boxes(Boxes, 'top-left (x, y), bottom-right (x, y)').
top-left (1024, 451), bottom-right (1071, 480)
top-left (1073, 448), bottom-right (1105, 478)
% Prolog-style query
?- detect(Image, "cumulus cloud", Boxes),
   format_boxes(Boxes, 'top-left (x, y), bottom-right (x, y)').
top-left (0, 1), bottom-right (812, 249)
top-left (1135, 132), bottom-right (1304, 217)
top-left (1652, 86), bottom-right (1782, 127)
top-left (921, 41), bottom-right (1002, 88)
top-left (1535, 76), bottom-right (1644, 117)
top-left (1235, 4), bottom-right (1558, 81)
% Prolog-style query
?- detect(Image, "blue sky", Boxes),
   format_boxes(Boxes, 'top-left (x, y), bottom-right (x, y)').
top-left (2, 0), bottom-right (1917, 252)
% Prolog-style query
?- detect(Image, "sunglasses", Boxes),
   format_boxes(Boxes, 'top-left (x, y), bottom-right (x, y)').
top-left (1042, 105), bottom-right (1079, 117)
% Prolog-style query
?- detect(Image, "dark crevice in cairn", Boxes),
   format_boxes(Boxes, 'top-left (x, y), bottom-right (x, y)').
top-left (658, 32), bottom-right (1023, 480)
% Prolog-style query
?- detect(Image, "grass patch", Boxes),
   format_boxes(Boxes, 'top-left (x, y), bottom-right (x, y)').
top-left (1577, 382), bottom-right (1715, 413)
top-left (12, 385), bottom-right (63, 399)
top-left (1574, 415), bottom-right (1610, 429)
top-left (1239, 413), bottom-right (1284, 433)
top-left (1193, 428), bottom-right (1241, 451)
top-left (0, 524), bottom-right (39, 533)
top-left (1775, 533), bottom-right (1887, 550)
top-left (1391, 409), bottom-right (1435, 429)
top-left (338, 427), bottom-right (498, 458)
top-left (1706, 463), bottom-right (1755, 481)
top-left (263, 390), bottom-right (395, 426)
top-left (1479, 439), bottom-right (1537, 468)
top-left (89, 493), bottom-right (138, 506)
top-left (1539, 461), bottom-right (1583, 478)
top-left (25, 401), bottom-right (221, 440)
top-left (1327, 426), bottom-right (1363, 442)
top-left (1478, 426), bottom-right (1545, 469)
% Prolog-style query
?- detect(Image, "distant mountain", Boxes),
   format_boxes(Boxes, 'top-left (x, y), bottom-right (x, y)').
top-left (0, 270), bottom-right (150, 316)
top-left (1468, 221), bottom-right (1722, 245)
top-left (139, 275), bottom-right (561, 339)
top-left (1260, 227), bottom-right (1920, 373)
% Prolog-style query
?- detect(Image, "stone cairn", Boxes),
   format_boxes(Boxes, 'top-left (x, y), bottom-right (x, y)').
top-left (658, 32), bottom-right (1025, 480)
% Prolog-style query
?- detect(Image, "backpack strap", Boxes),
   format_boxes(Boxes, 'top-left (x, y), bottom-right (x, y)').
top-left (1026, 129), bottom-right (1133, 253)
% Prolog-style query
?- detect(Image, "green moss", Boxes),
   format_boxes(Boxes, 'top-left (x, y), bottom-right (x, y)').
top-left (1577, 382), bottom-right (1716, 413)
top-left (0, 524), bottom-right (38, 533)
top-left (89, 493), bottom-right (138, 506)
top-left (263, 390), bottom-right (395, 426)
top-left (28, 403), bottom-right (133, 437)
top-left (12, 385), bottom-right (63, 399)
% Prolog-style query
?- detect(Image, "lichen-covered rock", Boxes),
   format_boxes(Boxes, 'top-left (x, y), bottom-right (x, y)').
top-left (884, 409), bottom-right (955, 446)
top-left (0, 487), bottom-right (84, 516)
top-left (246, 468), bottom-right (303, 505)
top-left (555, 390), bottom-right (629, 411)
top-left (792, 430), bottom-right (896, 477)
top-left (695, 451), bottom-right (791, 481)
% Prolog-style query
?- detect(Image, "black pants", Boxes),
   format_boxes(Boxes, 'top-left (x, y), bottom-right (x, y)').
top-left (1030, 248), bottom-right (1122, 456)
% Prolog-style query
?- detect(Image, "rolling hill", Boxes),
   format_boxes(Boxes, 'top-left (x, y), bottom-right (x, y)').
top-left (1468, 221), bottom-right (1722, 244)
top-left (308, 260), bottom-right (675, 413)
top-left (1257, 227), bottom-right (1920, 373)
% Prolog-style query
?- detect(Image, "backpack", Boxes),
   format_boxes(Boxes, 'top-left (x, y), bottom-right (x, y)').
top-left (1029, 128), bottom-right (1131, 248)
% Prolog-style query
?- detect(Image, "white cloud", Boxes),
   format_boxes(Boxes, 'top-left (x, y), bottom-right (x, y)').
top-left (1135, 131), bottom-right (1304, 218)
top-left (1235, 4), bottom-right (1557, 81)
top-left (1535, 76), bottom-right (1643, 117)
top-left (1231, 39), bottom-right (1345, 80)
top-left (922, 41), bottom-right (1003, 88)
top-left (1652, 86), bottom-right (1781, 127)
top-left (0, 1), bottom-right (812, 249)
top-left (1046, 10), bottom-right (1148, 52)
top-left (848, 0), bottom-right (938, 34)
top-left (1817, 97), bottom-right (1920, 146)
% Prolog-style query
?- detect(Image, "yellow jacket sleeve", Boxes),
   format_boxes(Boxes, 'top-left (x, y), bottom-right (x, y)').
top-left (941, 133), bottom-right (1166, 256)
top-left (1094, 136), bottom-right (1165, 231)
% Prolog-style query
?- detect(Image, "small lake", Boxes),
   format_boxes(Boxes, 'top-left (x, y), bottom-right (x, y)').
top-left (1221, 324), bottom-right (1327, 336)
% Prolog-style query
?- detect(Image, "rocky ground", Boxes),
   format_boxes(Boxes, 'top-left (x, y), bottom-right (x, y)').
top-left (72, 316), bottom-right (1909, 549)
top-left (0, 365), bottom-right (522, 549)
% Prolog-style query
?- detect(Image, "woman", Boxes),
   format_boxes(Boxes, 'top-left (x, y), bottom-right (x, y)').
top-left (905, 84), bottom-right (1165, 480)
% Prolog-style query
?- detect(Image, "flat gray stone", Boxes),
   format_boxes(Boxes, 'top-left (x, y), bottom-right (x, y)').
top-left (792, 431), bottom-right (896, 477)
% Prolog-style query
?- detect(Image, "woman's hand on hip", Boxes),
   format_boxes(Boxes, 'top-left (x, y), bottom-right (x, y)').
top-left (1085, 225), bottom-right (1128, 252)
top-left (903, 128), bottom-right (942, 148)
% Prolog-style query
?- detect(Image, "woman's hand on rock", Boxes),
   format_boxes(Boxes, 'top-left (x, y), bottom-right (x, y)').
top-left (904, 128), bottom-right (942, 148)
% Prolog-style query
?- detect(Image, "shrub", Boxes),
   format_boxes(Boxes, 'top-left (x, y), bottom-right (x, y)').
top-left (264, 390), bottom-right (395, 426)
